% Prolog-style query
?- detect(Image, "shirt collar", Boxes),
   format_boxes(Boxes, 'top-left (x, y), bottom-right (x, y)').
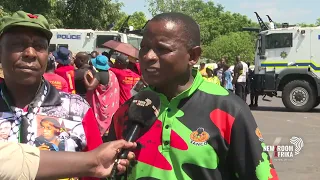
top-left (147, 69), bottom-right (203, 105)
top-left (41, 80), bottom-right (63, 107)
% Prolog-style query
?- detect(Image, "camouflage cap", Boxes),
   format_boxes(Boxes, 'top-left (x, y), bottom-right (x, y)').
top-left (0, 11), bottom-right (52, 40)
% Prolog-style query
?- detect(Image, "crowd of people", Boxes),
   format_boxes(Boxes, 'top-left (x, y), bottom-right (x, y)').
top-left (0, 10), bottom-right (278, 180)
top-left (42, 46), bottom-right (143, 136)
top-left (198, 56), bottom-right (259, 107)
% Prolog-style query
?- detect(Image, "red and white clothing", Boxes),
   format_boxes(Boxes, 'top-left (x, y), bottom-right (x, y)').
top-left (86, 71), bottom-right (120, 135)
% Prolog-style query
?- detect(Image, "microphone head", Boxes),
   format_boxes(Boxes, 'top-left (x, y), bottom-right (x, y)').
top-left (128, 90), bottom-right (161, 129)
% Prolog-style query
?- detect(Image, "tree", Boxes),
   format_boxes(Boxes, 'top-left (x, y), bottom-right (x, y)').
top-left (0, 0), bottom-right (65, 27)
top-left (129, 12), bottom-right (148, 30)
top-left (0, 0), bottom-right (124, 30)
top-left (146, 0), bottom-right (256, 46)
top-left (0, 6), bottom-right (9, 18)
top-left (60, 0), bottom-right (124, 30)
top-left (0, 0), bottom-right (53, 15)
top-left (202, 32), bottom-right (256, 65)
top-left (113, 12), bottom-right (128, 30)
top-left (316, 18), bottom-right (320, 26)
top-left (148, 0), bottom-right (186, 16)
top-left (297, 23), bottom-right (316, 27)
top-left (114, 11), bottom-right (148, 31)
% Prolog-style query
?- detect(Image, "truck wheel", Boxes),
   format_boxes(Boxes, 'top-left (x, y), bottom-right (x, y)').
top-left (314, 99), bottom-right (320, 108)
top-left (282, 80), bottom-right (316, 112)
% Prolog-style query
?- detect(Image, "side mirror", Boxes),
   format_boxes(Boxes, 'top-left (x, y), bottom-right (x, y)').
top-left (257, 47), bottom-right (263, 56)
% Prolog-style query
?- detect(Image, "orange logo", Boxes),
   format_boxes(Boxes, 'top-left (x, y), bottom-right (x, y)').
top-left (190, 127), bottom-right (210, 146)
top-left (255, 128), bottom-right (264, 142)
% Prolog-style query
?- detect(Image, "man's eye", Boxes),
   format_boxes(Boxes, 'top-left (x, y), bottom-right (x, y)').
top-left (33, 43), bottom-right (47, 50)
top-left (11, 42), bottom-right (23, 47)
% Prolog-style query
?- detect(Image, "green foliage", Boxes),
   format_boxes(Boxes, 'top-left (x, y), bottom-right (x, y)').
top-left (129, 11), bottom-right (148, 30)
top-left (298, 23), bottom-right (316, 27)
top-left (202, 32), bottom-right (256, 65)
top-left (0, 6), bottom-right (9, 18)
top-left (1, 0), bottom-right (53, 15)
top-left (58, 0), bottom-right (124, 30)
top-left (114, 11), bottom-right (148, 31)
top-left (0, 0), bottom-right (125, 30)
top-left (147, 0), bottom-right (256, 46)
top-left (316, 18), bottom-right (320, 26)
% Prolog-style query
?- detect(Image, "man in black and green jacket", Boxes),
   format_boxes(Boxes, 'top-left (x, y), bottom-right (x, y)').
top-left (107, 12), bottom-right (278, 180)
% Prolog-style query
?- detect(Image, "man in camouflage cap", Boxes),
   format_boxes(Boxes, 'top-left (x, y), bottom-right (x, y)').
top-left (0, 11), bottom-right (52, 86)
top-left (0, 11), bottom-right (134, 180)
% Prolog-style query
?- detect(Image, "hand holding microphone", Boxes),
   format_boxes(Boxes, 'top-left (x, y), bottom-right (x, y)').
top-left (110, 90), bottom-right (161, 179)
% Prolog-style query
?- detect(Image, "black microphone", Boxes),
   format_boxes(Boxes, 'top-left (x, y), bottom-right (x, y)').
top-left (110, 90), bottom-right (160, 179)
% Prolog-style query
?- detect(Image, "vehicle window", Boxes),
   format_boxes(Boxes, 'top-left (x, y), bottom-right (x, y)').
top-left (127, 36), bottom-right (142, 49)
top-left (96, 35), bottom-right (120, 48)
top-left (266, 33), bottom-right (292, 49)
top-left (49, 44), bottom-right (56, 52)
top-left (58, 44), bottom-right (68, 49)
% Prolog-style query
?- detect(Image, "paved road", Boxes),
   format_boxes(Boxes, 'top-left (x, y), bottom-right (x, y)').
top-left (250, 95), bottom-right (320, 180)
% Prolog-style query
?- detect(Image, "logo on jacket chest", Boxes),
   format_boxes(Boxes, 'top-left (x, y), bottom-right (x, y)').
top-left (190, 127), bottom-right (210, 146)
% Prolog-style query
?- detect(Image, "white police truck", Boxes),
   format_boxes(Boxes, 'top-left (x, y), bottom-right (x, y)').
top-left (252, 12), bottom-right (320, 112)
top-left (49, 29), bottom-right (142, 53)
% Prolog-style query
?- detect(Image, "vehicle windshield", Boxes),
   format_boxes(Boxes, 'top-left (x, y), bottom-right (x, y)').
top-left (127, 36), bottom-right (142, 49)
top-left (96, 35), bottom-right (120, 48)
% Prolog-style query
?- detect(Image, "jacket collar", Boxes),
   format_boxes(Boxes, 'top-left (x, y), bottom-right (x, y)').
top-left (0, 80), bottom-right (62, 107)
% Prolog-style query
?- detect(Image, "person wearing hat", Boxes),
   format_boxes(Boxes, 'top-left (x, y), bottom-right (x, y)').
top-left (110, 54), bottom-right (140, 105)
top-left (43, 54), bottom-right (68, 92)
top-left (53, 46), bottom-right (76, 94)
top-left (0, 11), bottom-right (109, 180)
top-left (84, 55), bottom-right (120, 136)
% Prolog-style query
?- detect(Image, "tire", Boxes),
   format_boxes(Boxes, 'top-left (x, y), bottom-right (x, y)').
top-left (282, 80), bottom-right (317, 112)
top-left (314, 98), bottom-right (320, 108)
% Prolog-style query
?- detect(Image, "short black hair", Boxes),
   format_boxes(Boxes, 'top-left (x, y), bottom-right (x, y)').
top-left (76, 52), bottom-right (90, 63)
top-left (116, 54), bottom-right (129, 65)
top-left (149, 12), bottom-right (200, 48)
top-left (91, 51), bottom-right (99, 58)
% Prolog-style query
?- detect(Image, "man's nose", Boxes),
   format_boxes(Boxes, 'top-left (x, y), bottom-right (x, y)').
top-left (22, 47), bottom-right (37, 61)
top-left (144, 49), bottom-right (158, 61)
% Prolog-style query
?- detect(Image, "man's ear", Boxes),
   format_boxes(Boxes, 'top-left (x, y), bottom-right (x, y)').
top-left (189, 46), bottom-right (202, 66)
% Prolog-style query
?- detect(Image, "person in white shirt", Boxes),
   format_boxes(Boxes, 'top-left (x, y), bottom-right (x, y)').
top-left (233, 56), bottom-right (248, 101)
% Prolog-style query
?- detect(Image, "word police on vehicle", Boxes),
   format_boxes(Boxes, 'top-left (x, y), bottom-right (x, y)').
top-left (57, 34), bottom-right (81, 40)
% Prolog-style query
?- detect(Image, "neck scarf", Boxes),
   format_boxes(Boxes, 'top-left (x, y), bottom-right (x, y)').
top-left (0, 81), bottom-right (47, 145)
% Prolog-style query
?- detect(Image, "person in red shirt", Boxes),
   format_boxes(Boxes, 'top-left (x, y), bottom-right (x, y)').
top-left (110, 54), bottom-right (140, 105)
top-left (53, 47), bottom-right (76, 94)
top-left (43, 54), bottom-right (68, 92)
top-left (128, 56), bottom-right (141, 76)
